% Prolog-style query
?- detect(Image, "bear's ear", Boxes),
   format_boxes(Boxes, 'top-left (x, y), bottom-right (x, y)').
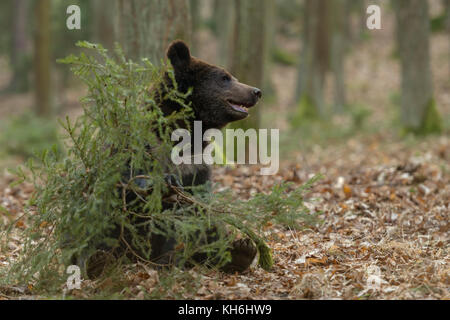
top-left (167, 40), bottom-right (191, 70)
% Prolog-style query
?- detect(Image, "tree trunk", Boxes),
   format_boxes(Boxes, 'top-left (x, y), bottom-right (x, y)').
top-left (229, 0), bottom-right (268, 130)
top-left (295, 0), bottom-right (330, 117)
top-left (447, 0), bottom-right (450, 30)
top-left (394, 0), bottom-right (442, 134)
top-left (116, 0), bottom-right (192, 63)
top-left (10, 0), bottom-right (30, 93)
top-left (94, 0), bottom-right (115, 51)
top-left (34, 0), bottom-right (51, 116)
top-left (263, 0), bottom-right (276, 97)
top-left (330, 0), bottom-right (349, 113)
top-left (212, 0), bottom-right (234, 67)
top-left (190, 0), bottom-right (201, 55)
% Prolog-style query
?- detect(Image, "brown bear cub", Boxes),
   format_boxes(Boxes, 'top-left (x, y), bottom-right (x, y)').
top-left (86, 41), bottom-right (262, 277)
top-left (152, 40), bottom-right (261, 272)
top-left (158, 40), bottom-right (262, 186)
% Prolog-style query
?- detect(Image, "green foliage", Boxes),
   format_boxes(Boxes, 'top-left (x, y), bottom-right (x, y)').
top-left (418, 99), bottom-right (443, 135)
top-left (0, 113), bottom-right (61, 159)
top-left (291, 98), bottom-right (371, 131)
top-left (430, 14), bottom-right (448, 33)
top-left (272, 48), bottom-right (297, 66)
top-left (290, 95), bottom-right (320, 126)
top-left (390, 92), bottom-right (443, 136)
top-left (284, 101), bottom-right (375, 157)
top-left (1, 42), bottom-right (320, 297)
top-left (348, 104), bottom-right (372, 130)
top-left (402, 99), bottom-right (443, 136)
top-left (2, 41), bottom-right (192, 290)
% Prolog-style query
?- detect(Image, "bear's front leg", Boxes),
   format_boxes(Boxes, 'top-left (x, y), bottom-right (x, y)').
top-left (221, 238), bottom-right (257, 273)
top-left (176, 162), bottom-right (211, 187)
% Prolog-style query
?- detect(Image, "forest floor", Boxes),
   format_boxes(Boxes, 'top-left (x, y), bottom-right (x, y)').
top-left (1, 132), bottom-right (448, 299)
top-left (0, 7), bottom-right (449, 299)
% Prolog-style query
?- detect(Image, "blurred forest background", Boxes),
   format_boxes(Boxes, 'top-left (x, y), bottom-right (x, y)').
top-left (0, 0), bottom-right (448, 163)
top-left (0, 0), bottom-right (449, 300)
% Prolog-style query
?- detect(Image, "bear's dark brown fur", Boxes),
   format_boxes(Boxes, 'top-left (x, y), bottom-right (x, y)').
top-left (148, 40), bottom-right (262, 272)
top-left (163, 40), bottom-right (261, 132)
top-left (157, 40), bottom-right (261, 188)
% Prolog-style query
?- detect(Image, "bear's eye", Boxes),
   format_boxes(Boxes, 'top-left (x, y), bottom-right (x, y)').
top-left (222, 75), bottom-right (231, 82)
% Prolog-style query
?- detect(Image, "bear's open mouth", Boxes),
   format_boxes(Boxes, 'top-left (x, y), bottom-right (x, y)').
top-left (226, 100), bottom-right (254, 114)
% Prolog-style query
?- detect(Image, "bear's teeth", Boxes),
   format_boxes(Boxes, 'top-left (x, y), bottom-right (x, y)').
top-left (230, 103), bottom-right (248, 113)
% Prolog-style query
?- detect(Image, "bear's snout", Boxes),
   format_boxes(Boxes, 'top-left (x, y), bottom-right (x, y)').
top-left (253, 87), bottom-right (262, 100)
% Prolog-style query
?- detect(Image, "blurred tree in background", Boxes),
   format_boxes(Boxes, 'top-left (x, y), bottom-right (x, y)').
top-left (348, 0), bottom-right (368, 43)
top-left (229, 0), bottom-right (269, 131)
top-left (211, 0), bottom-right (234, 66)
top-left (190, 0), bottom-right (201, 54)
top-left (116, 0), bottom-right (191, 62)
top-left (447, 0), bottom-right (450, 32)
top-left (295, 0), bottom-right (352, 119)
top-left (93, 0), bottom-right (114, 51)
top-left (394, 0), bottom-right (442, 134)
top-left (295, 0), bottom-right (330, 118)
top-left (34, 0), bottom-right (52, 117)
top-left (9, 0), bottom-right (30, 93)
top-left (330, 0), bottom-right (350, 113)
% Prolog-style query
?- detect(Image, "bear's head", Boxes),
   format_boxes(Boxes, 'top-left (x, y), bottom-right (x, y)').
top-left (164, 40), bottom-right (262, 130)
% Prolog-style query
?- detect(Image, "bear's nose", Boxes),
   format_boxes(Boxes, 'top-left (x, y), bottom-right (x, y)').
top-left (253, 88), bottom-right (262, 99)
